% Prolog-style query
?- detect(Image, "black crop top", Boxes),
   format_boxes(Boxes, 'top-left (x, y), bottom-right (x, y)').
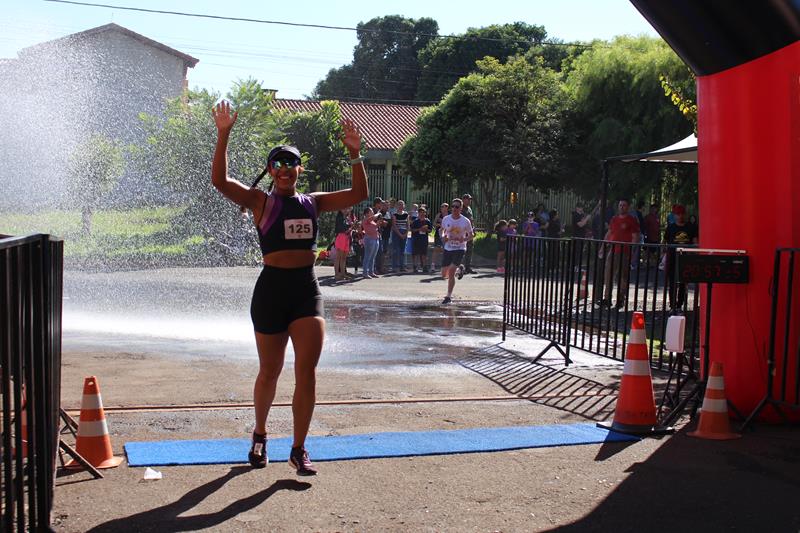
top-left (256, 192), bottom-right (319, 255)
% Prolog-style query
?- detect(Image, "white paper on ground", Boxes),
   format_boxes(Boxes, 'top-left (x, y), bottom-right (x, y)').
top-left (143, 467), bottom-right (163, 480)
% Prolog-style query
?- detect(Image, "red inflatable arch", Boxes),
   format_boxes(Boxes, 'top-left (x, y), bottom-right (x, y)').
top-left (630, 1), bottom-right (800, 418)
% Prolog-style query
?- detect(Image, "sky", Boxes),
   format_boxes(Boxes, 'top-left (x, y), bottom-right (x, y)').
top-left (2, 0), bottom-right (660, 100)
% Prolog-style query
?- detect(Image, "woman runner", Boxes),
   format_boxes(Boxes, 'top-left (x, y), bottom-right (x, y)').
top-left (211, 100), bottom-right (367, 475)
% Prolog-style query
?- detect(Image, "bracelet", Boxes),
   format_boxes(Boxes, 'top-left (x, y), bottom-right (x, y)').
top-left (350, 155), bottom-right (365, 165)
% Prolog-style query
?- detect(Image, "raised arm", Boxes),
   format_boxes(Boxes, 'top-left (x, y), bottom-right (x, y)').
top-left (312, 118), bottom-right (368, 212)
top-left (211, 101), bottom-right (262, 211)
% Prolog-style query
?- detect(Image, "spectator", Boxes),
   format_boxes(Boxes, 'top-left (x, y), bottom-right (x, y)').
top-left (379, 200), bottom-right (392, 273)
top-left (372, 197), bottom-right (386, 274)
top-left (521, 211), bottom-right (540, 238)
top-left (601, 198), bottom-right (640, 309)
top-left (361, 206), bottom-right (382, 278)
top-left (431, 202), bottom-right (449, 272)
top-left (643, 204), bottom-right (660, 243)
top-left (461, 193), bottom-right (477, 274)
top-left (506, 219), bottom-right (519, 268)
top-left (571, 203), bottom-right (590, 238)
top-left (545, 209), bottom-right (562, 270)
top-left (687, 214), bottom-right (699, 238)
top-left (643, 203), bottom-right (661, 266)
top-left (410, 207), bottom-right (432, 273)
top-left (390, 200), bottom-right (410, 272)
top-left (535, 203), bottom-right (550, 233)
top-left (333, 207), bottom-right (354, 281)
top-left (495, 219), bottom-right (508, 274)
top-left (634, 201), bottom-right (646, 239)
top-left (545, 209), bottom-right (562, 238)
top-left (664, 205), bottom-right (698, 311)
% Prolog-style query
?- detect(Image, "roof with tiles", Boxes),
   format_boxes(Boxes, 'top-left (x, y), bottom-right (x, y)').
top-left (273, 99), bottom-right (424, 152)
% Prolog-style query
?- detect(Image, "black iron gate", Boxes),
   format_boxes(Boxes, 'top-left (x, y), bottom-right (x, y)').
top-left (743, 247), bottom-right (800, 428)
top-left (503, 235), bottom-right (700, 372)
top-left (1, 234), bottom-right (63, 532)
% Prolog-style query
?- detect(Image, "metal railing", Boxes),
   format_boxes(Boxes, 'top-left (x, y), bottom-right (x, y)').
top-left (743, 248), bottom-right (800, 429)
top-left (1, 234), bottom-right (63, 532)
top-left (503, 235), bottom-right (700, 373)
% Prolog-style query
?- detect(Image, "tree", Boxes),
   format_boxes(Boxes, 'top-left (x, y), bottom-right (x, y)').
top-left (399, 56), bottom-right (571, 223)
top-left (415, 23), bottom-right (548, 102)
top-left (274, 100), bottom-right (352, 192)
top-left (312, 15), bottom-right (439, 102)
top-left (67, 133), bottom-right (125, 234)
top-left (563, 36), bottom-right (696, 198)
top-left (136, 79), bottom-right (280, 263)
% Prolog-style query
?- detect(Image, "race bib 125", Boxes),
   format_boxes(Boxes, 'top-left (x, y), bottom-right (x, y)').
top-left (284, 219), bottom-right (313, 239)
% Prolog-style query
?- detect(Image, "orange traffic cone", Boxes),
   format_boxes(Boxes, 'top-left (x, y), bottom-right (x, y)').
top-left (66, 376), bottom-right (123, 469)
top-left (577, 269), bottom-right (588, 301)
top-left (688, 362), bottom-right (741, 440)
top-left (599, 311), bottom-right (673, 436)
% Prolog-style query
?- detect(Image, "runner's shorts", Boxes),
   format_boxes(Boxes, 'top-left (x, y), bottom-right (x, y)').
top-left (441, 249), bottom-right (465, 267)
top-left (250, 265), bottom-right (323, 334)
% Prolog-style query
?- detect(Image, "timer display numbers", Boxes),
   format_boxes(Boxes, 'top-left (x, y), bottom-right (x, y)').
top-left (676, 251), bottom-right (749, 284)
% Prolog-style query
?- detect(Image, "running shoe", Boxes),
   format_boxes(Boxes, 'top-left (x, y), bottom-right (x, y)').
top-left (442, 296), bottom-right (452, 305)
top-left (289, 446), bottom-right (317, 476)
top-left (248, 433), bottom-right (267, 469)
top-left (456, 265), bottom-right (465, 280)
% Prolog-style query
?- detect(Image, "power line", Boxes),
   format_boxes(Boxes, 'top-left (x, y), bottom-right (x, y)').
top-left (43, 0), bottom-right (592, 48)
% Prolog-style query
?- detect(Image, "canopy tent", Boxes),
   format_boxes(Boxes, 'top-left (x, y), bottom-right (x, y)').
top-left (606, 134), bottom-right (698, 164)
top-left (599, 133), bottom-right (698, 219)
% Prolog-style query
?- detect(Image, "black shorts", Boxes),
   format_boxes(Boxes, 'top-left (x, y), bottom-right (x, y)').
top-left (250, 265), bottom-right (324, 334)
top-left (412, 237), bottom-right (428, 256)
top-left (441, 249), bottom-right (465, 267)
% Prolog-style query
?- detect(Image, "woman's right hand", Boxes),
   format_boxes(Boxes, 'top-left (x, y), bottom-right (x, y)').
top-left (212, 100), bottom-right (238, 132)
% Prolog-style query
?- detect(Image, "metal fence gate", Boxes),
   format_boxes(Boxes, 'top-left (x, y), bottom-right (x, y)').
top-left (502, 235), bottom-right (701, 374)
top-left (1, 234), bottom-right (63, 532)
top-left (743, 247), bottom-right (800, 428)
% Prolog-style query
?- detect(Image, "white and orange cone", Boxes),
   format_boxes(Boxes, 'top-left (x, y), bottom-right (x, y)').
top-left (66, 376), bottom-right (123, 469)
top-left (599, 311), bottom-right (673, 435)
top-left (577, 269), bottom-right (588, 301)
top-left (688, 362), bottom-right (741, 440)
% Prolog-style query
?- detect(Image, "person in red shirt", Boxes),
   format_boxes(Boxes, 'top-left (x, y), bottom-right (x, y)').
top-left (642, 203), bottom-right (661, 266)
top-left (601, 199), bottom-right (640, 309)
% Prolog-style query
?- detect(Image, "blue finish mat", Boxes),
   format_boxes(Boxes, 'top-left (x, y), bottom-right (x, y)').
top-left (124, 422), bottom-right (637, 467)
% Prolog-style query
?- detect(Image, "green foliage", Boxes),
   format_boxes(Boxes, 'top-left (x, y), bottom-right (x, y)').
top-left (563, 36), bottom-right (695, 197)
top-left (399, 55), bottom-right (570, 223)
top-left (275, 101), bottom-right (350, 192)
top-left (472, 231), bottom-right (496, 259)
top-left (415, 22), bottom-right (548, 102)
top-left (135, 79), bottom-right (278, 260)
top-left (312, 15), bottom-right (439, 102)
top-left (0, 206), bottom-right (228, 268)
top-left (67, 133), bottom-right (125, 234)
top-left (660, 72), bottom-right (697, 133)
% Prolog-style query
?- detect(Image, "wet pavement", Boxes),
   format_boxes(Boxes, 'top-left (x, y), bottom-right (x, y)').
top-left (63, 266), bottom-right (505, 368)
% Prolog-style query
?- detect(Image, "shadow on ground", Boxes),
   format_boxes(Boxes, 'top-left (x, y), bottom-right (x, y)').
top-left (85, 467), bottom-right (310, 532)
top-left (459, 343), bottom-right (619, 421)
top-left (548, 425), bottom-right (800, 532)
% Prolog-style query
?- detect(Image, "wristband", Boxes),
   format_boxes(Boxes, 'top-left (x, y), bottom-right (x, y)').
top-left (350, 155), bottom-right (365, 165)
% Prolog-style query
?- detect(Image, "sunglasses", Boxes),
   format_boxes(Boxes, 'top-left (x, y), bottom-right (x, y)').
top-left (452, 205), bottom-right (462, 209)
top-left (270, 158), bottom-right (301, 170)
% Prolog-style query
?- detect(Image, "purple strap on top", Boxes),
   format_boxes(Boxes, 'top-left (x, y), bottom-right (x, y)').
top-left (258, 193), bottom-right (317, 235)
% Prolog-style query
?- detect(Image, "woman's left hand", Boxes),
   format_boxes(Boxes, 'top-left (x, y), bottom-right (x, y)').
top-left (341, 118), bottom-right (362, 153)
